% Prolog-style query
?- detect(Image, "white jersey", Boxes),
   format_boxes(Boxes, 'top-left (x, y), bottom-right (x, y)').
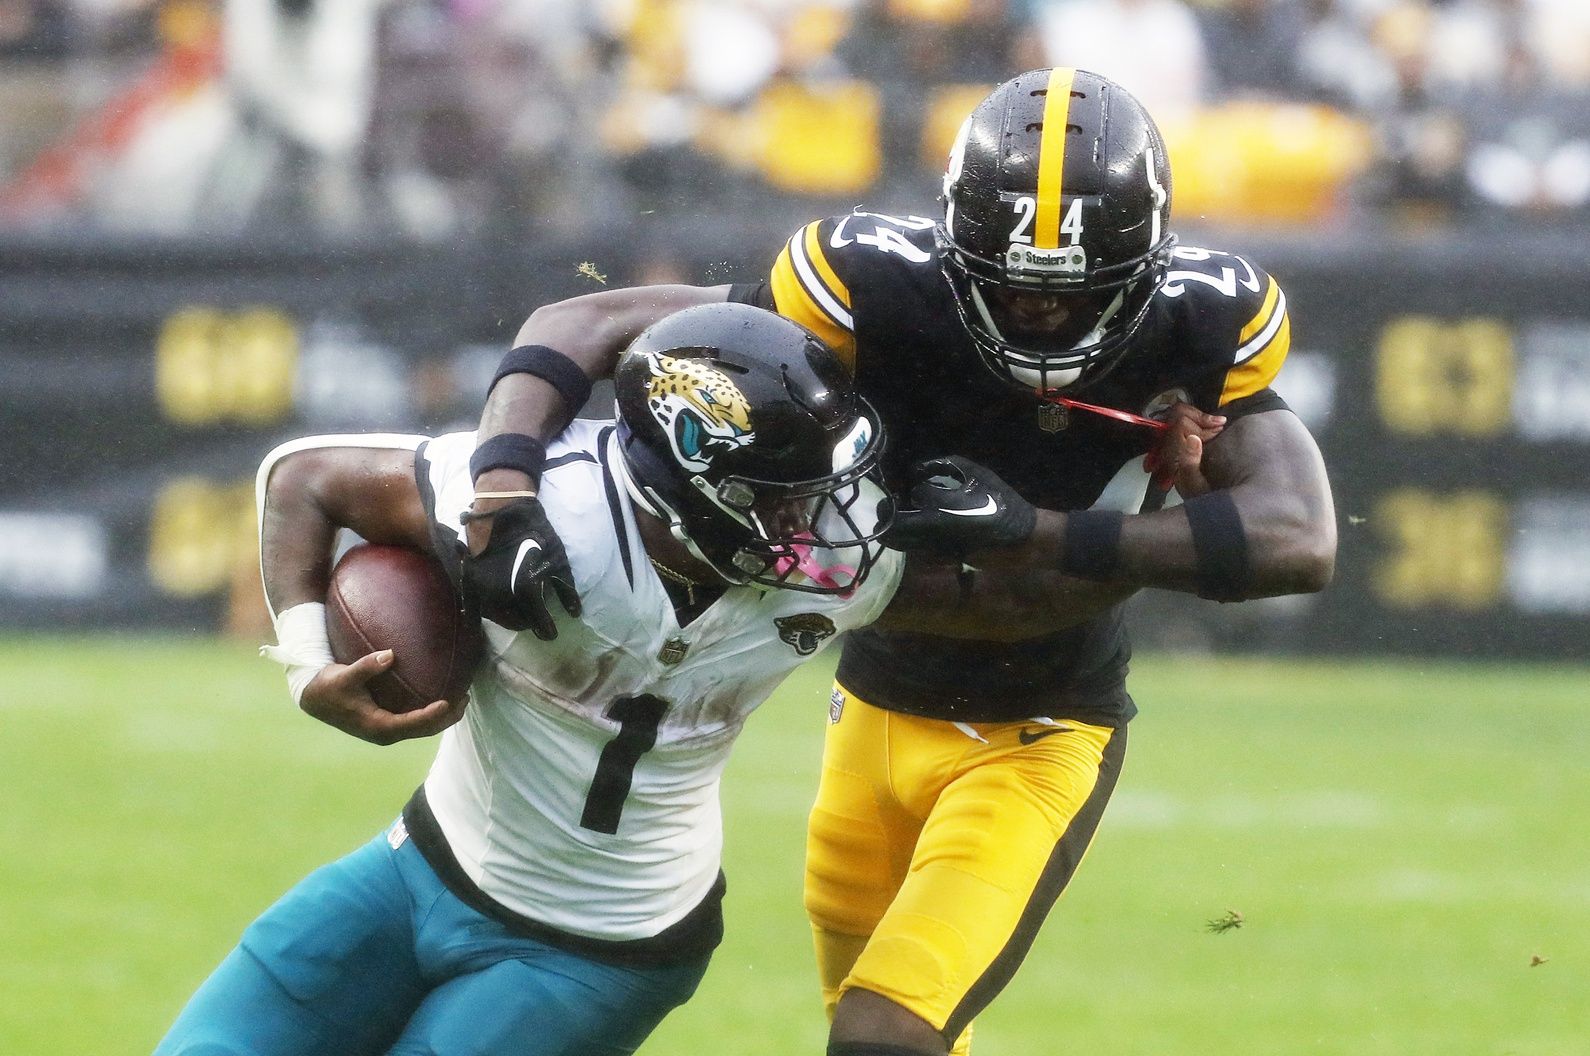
top-left (414, 423), bottom-right (900, 947)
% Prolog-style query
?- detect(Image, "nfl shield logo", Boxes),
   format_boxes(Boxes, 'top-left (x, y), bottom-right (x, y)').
top-left (1037, 402), bottom-right (1068, 433)
top-left (829, 687), bottom-right (845, 724)
top-left (657, 636), bottom-right (690, 666)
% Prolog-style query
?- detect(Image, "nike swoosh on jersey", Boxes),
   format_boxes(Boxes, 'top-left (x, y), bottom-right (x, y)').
top-left (1018, 726), bottom-right (1071, 744)
top-left (510, 538), bottom-right (542, 592)
top-left (942, 497), bottom-right (1000, 517)
top-left (1234, 255), bottom-right (1262, 293)
top-left (829, 215), bottom-right (855, 248)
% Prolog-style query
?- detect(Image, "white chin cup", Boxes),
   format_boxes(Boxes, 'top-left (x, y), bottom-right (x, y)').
top-left (1008, 363), bottom-right (1082, 391)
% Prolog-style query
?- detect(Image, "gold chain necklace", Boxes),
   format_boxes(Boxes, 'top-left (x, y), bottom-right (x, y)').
top-left (649, 557), bottom-right (704, 606)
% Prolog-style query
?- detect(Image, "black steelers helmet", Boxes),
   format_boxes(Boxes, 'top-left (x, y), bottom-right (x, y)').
top-left (937, 67), bottom-right (1176, 392)
top-left (614, 302), bottom-right (891, 595)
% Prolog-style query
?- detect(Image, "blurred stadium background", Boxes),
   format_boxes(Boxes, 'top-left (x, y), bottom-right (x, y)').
top-left (1, 0), bottom-right (1587, 1053)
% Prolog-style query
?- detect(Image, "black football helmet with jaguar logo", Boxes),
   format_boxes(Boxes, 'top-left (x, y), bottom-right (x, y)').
top-left (614, 302), bottom-right (892, 594)
top-left (937, 67), bottom-right (1176, 393)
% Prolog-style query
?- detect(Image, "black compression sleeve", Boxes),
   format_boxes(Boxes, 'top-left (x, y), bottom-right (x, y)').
top-left (1184, 491), bottom-right (1250, 601)
top-left (489, 344), bottom-right (593, 412)
top-left (728, 281), bottom-right (777, 311)
top-left (1059, 510), bottom-right (1124, 580)
top-left (469, 432), bottom-right (547, 485)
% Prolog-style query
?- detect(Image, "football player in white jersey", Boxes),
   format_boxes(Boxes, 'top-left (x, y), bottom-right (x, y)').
top-left (154, 304), bottom-right (932, 1056)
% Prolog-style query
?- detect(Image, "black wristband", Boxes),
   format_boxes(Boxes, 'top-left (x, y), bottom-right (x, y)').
top-left (1060, 509), bottom-right (1124, 580)
top-left (489, 344), bottom-right (594, 412)
top-left (1184, 491), bottom-right (1250, 601)
top-left (469, 432), bottom-right (547, 485)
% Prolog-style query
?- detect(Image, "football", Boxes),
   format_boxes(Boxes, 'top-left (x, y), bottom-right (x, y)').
top-left (324, 543), bottom-right (484, 713)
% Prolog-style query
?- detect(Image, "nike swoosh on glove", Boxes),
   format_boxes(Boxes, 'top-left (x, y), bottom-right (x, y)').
top-left (882, 455), bottom-right (1037, 555)
top-left (460, 497), bottom-right (581, 639)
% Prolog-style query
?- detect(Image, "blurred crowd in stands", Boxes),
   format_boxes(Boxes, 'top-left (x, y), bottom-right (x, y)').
top-left (1, 0), bottom-right (1588, 240)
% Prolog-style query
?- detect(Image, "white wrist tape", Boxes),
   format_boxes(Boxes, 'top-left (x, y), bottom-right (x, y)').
top-left (260, 602), bottom-right (335, 706)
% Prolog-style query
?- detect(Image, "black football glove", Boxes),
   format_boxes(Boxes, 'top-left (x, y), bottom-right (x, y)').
top-left (460, 497), bottom-right (581, 640)
top-left (883, 456), bottom-right (1037, 555)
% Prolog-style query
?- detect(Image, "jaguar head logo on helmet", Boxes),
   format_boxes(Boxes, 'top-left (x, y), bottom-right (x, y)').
top-left (641, 353), bottom-right (757, 474)
top-left (936, 67), bottom-right (1176, 394)
top-left (614, 302), bottom-right (892, 595)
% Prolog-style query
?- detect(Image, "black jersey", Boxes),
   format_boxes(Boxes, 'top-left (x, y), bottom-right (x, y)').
top-left (742, 209), bottom-right (1293, 724)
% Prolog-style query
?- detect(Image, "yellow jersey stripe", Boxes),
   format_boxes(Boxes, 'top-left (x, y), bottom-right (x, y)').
top-left (802, 223), bottom-right (853, 320)
top-left (1034, 67), bottom-right (1076, 250)
top-left (1238, 276), bottom-right (1281, 346)
top-left (1233, 283), bottom-right (1288, 366)
top-left (1221, 308), bottom-right (1291, 405)
top-left (769, 226), bottom-right (857, 372)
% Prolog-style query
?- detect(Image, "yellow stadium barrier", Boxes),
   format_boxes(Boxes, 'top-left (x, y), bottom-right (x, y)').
top-left (751, 78), bottom-right (882, 195)
top-left (1162, 102), bottom-right (1373, 225)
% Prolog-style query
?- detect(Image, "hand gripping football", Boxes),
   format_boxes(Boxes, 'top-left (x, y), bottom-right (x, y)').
top-left (325, 544), bottom-right (484, 713)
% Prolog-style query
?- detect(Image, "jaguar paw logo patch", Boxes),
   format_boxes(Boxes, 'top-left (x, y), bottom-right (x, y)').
top-left (775, 613), bottom-right (837, 656)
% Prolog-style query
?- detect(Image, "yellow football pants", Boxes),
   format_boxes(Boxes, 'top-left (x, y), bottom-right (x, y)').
top-left (804, 682), bottom-right (1127, 1054)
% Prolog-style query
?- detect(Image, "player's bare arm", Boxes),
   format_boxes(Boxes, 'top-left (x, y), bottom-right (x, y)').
top-left (876, 557), bottom-right (1136, 640)
top-left (877, 401), bottom-right (1227, 639)
top-left (970, 408), bottom-right (1336, 599)
top-left (471, 284), bottom-right (730, 537)
top-left (259, 445), bottom-right (465, 744)
top-left (1125, 406), bottom-right (1335, 595)
top-left (463, 285), bottom-right (731, 634)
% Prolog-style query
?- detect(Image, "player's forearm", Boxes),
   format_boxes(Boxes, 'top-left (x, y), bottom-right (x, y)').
top-left (259, 454), bottom-right (344, 614)
top-left (1010, 498), bottom-right (1333, 600)
top-left (258, 446), bottom-right (431, 614)
top-left (878, 559), bottom-right (1137, 640)
top-left (473, 374), bottom-right (566, 498)
top-left (477, 284), bottom-right (734, 448)
top-left (981, 412), bottom-right (1336, 601)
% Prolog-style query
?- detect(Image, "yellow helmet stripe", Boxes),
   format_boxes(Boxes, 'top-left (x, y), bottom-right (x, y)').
top-left (1034, 67), bottom-right (1077, 250)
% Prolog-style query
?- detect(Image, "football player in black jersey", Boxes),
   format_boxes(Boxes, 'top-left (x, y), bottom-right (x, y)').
top-left (462, 68), bottom-right (1335, 1056)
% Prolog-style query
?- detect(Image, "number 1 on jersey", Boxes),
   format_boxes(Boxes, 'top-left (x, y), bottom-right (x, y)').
top-left (580, 694), bottom-right (669, 834)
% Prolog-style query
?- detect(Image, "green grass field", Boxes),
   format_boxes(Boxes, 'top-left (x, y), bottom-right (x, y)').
top-left (2, 636), bottom-right (1586, 1055)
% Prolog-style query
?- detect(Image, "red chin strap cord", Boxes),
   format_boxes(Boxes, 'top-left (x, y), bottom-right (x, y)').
top-left (1040, 392), bottom-right (1178, 491)
top-left (1040, 392), bottom-right (1169, 432)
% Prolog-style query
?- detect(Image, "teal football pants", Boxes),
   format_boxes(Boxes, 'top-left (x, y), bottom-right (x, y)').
top-left (154, 825), bottom-right (710, 1056)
